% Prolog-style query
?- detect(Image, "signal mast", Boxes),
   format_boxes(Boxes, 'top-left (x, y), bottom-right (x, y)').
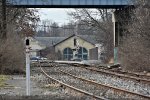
top-left (72, 20), bottom-right (80, 60)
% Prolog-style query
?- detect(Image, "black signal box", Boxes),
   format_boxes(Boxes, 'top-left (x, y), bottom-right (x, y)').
top-left (26, 39), bottom-right (30, 46)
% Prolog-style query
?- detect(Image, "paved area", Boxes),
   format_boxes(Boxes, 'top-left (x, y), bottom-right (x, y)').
top-left (0, 66), bottom-right (64, 96)
top-left (0, 75), bottom-right (58, 96)
top-left (0, 73), bottom-right (88, 100)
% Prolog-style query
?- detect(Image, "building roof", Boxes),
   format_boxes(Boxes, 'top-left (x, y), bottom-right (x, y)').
top-left (53, 34), bottom-right (97, 47)
top-left (79, 35), bottom-right (97, 45)
top-left (34, 37), bottom-right (66, 47)
top-left (34, 34), bottom-right (97, 47)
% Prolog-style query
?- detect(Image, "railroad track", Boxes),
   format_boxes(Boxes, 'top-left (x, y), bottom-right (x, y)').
top-left (39, 62), bottom-right (107, 100)
top-left (58, 64), bottom-right (150, 95)
top-left (93, 65), bottom-right (150, 79)
top-left (71, 63), bottom-right (150, 83)
top-left (39, 62), bottom-right (150, 100)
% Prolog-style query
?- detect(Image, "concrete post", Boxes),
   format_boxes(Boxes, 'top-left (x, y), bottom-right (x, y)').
top-left (112, 11), bottom-right (118, 64)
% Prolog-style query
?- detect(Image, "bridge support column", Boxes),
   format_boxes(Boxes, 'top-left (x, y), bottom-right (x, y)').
top-left (112, 11), bottom-right (119, 64)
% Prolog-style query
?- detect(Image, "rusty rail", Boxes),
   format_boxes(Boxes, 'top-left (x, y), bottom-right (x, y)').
top-left (71, 63), bottom-right (150, 83)
top-left (72, 63), bottom-right (150, 79)
top-left (59, 69), bottom-right (150, 100)
top-left (39, 62), bottom-right (108, 100)
top-left (38, 61), bottom-right (150, 99)
top-left (83, 66), bottom-right (150, 83)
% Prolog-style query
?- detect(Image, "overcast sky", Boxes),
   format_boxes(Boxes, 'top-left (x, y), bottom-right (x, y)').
top-left (37, 8), bottom-right (74, 25)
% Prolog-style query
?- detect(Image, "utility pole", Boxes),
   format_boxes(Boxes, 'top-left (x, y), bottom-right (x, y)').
top-left (1, 0), bottom-right (7, 39)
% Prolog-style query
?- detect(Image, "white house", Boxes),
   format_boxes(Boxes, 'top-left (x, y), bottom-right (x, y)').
top-left (29, 37), bottom-right (66, 57)
top-left (28, 37), bottom-right (46, 57)
top-left (29, 35), bottom-right (104, 60)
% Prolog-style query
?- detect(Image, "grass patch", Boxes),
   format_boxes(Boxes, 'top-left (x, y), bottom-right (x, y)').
top-left (44, 83), bottom-right (60, 88)
top-left (0, 75), bottom-right (10, 87)
top-left (42, 83), bottom-right (61, 92)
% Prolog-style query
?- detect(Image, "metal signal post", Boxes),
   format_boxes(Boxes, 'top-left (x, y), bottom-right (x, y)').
top-left (73, 20), bottom-right (80, 60)
top-left (25, 38), bottom-right (30, 96)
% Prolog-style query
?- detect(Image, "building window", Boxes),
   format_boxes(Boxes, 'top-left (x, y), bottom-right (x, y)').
top-left (78, 47), bottom-right (88, 60)
top-left (63, 48), bottom-right (73, 60)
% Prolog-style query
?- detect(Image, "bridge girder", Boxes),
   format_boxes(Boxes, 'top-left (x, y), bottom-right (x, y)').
top-left (7, 0), bottom-right (133, 8)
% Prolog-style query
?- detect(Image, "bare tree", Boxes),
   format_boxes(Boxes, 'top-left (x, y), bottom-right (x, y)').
top-left (0, 3), bottom-right (39, 74)
top-left (0, 5), bottom-right (39, 38)
top-left (0, 25), bottom-right (25, 74)
top-left (68, 9), bottom-right (114, 63)
top-left (60, 22), bottom-right (75, 37)
top-left (36, 20), bottom-right (62, 37)
top-left (119, 0), bottom-right (150, 72)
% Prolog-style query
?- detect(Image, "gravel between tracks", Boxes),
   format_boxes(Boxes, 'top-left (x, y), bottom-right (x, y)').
top-left (45, 64), bottom-right (150, 98)
top-left (59, 66), bottom-right (150, 96)
top-left (42, 65), bottom-right (149, 100)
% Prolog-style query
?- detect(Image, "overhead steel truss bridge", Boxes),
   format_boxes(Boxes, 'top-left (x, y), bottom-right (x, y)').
top-left (7, 0), bottom-right (133, 8)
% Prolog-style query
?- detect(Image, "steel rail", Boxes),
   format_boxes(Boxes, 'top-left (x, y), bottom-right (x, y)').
top-left (121, 71), bottom-right (150, 78)
top-left (38, 62), bottom-right (150, 83)
top-left (39, 62), bottom-right (108, 100)
top-left (95, 65), bottom-right (150, 79)
top-left (72, 63), bottom-right (150, 83)
top-left (72, 63), bottom-right (150, 79)
top-left (83, 67), bottom-right (150, 83)
top-left (59, 69), bottom-right (150, 100)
